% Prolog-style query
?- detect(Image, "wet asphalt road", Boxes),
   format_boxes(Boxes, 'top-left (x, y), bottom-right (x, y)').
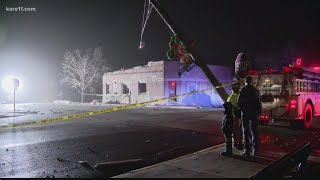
top-left (1, 104), bottom-right (320, 178)
top-left (0, 106), bottom-right (225, 178)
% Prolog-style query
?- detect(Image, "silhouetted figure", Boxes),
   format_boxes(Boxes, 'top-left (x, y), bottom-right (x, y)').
top-left (238, 76), bottom-right (262, 156)
top-left (220, 102), bottom-right (234, 156)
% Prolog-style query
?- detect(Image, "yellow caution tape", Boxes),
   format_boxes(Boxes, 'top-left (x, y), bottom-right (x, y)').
top-left (0, 81), bottom-right (239, 129)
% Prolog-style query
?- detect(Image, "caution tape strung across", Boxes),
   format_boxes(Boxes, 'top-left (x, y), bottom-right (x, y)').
top-left (0, 81), bottom-right (239, 129)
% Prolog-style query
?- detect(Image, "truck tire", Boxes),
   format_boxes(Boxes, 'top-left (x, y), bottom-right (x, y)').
top-left (289, 103), bottom-right (313, 129)
top-left (303, 103), bottom-right (313, 129)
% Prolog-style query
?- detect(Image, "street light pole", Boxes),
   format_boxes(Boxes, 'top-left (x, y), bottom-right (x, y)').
top-left (14, 85), bottom-right (16, 113)
top-left (12, 78), bottom-right (19, 115)
top-left (148, 0), bottom-right (229, 102)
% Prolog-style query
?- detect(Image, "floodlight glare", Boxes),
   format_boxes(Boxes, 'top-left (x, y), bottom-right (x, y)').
top-left (2, 75), bottom-right (21, 93)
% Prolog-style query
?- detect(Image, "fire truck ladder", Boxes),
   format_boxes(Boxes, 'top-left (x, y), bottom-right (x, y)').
top-left (300, 67), bottom-right (320, 81)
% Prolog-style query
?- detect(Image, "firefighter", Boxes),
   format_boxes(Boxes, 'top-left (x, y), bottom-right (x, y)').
top-left (238, 76), bottom-right (262, 156)
top-left (220, 101), bottom-right (234, 156)
top-left (228, 83), bottom-right (243, 150)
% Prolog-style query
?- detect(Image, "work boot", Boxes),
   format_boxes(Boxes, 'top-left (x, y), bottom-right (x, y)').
top-left (253, 148), bottom-right (258, 156)
top-left (220, 150), bottom-right (232, 156)
top-left (252, 150), bottom-right (257, 156)
top-left (220, 145), bottom-right (232, 156)
top-left (242, 149), bottom-right (250, 157)
top-left (234, 144), bottom-right (243, 150)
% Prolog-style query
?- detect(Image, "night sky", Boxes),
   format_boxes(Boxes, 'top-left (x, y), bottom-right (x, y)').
top-left (1, 0), bottom-right (320, 102)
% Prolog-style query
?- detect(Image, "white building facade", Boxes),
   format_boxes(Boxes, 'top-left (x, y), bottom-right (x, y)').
top-left (102, 61), bottom-right (233, 108)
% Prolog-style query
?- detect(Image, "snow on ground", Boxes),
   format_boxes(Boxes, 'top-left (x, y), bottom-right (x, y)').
top-left (0, 102), bottom-right (223, 126)
top-left (52, 100), bottom-right (72, 104)
top-left (181, 93), bottom-right (213, 107)
top-left (0, 102), bottom-right (122, 125)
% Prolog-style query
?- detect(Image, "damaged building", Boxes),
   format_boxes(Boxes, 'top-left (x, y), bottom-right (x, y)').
top-left (102, 61), bottom-right (233, 108)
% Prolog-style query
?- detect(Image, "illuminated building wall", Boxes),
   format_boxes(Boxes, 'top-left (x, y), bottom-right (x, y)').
top-left (102, 61), bottom-right (233, 108)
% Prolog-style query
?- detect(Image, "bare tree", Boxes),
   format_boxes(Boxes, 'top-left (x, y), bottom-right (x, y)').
top-left (61, 47), bottom-right (105, 103)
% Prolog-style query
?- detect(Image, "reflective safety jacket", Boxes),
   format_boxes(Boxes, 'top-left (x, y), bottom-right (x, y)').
top-left (227, 92), bottom-right (241, 118)
top-left (227, 92), bottom-right (239, 108)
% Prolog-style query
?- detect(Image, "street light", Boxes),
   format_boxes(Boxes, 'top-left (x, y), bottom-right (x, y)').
top-left (2, 75), bottom-right (20, 112)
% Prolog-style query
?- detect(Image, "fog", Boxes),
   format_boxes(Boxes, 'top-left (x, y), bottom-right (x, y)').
top-left (0, 48), bottom-right (59, 103)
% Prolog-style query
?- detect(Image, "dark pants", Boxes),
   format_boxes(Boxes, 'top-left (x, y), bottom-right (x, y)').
top-left (233, 119), bottom-right (243, 147)
top-left (242, 114), bottom-right (259, 152)
top-left (233, 108), bottom-right (243, 147)
top-left (222, 116), bottom-right (233, 152)
top-left (223, 130), bottom-right (233, 147)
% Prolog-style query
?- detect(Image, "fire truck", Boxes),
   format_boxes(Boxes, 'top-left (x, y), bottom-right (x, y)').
top-left (141, 1), bottom-right (318, 130)
top-left (249, 58), bottom-right (320, 129)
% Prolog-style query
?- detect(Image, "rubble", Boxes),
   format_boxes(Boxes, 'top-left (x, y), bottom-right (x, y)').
top-left (87, 147), bottom-right (95, 152)
top-left (57, 157), bottom-right (65, 162)
top-left (94, 159), bottom-right (143, 170)
top-left (52, 100), bottom-right (72, 104)
top-left (26, 110), bottom-right (39, 114)
top-left (79, 161), bottom-right (94, 170)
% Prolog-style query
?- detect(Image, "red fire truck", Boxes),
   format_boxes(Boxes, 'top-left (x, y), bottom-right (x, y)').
top-left (249, 59), bottom-right (320, 129)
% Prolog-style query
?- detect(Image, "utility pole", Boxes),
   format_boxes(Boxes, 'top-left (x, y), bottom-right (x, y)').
top-left (149, 0), bottom-right (229, 102)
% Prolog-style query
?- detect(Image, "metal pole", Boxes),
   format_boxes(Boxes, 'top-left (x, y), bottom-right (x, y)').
top-left (149, 0), bottom-right (229, 102)
top-left (14, 87), bottom-right (16, 113)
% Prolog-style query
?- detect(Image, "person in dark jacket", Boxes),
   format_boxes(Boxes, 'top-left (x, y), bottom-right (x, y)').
top-left (220, 101), bottom-right (234, 156)
top-left (238, 76), bottom-right (262, 156)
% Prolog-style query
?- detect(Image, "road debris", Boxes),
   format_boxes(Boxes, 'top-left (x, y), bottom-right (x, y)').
top-left (50, 110), bottom-right (63, 114)
top-left (87, 147), bottom-right (95, 152)
top-left (79, 160), bottom-right (88, 165)
top-left (94, 159), bottom-right (143, 170)
top-left (79, 161), bottom-right (94, 170)
top-left (57, 157), bottom-right (65, 162)
top-left (192, 155), bottom-right (199, 160)
top-left (26, 110), bottom-right (40, 114)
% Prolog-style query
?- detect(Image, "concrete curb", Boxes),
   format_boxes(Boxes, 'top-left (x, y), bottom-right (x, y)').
top-left (112, 143), bottom-right (225, 177)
